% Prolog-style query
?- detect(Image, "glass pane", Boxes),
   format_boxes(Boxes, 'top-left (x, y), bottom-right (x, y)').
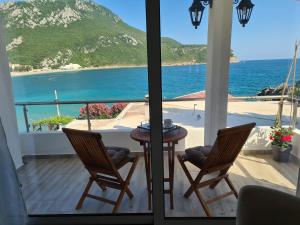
top-left (160, 0), bottom-right (209, 218)
top-left (161, 0), bottom-right (300, 219)
top-left (228, 0), bottom-right (300, 215)
top-left (2, 0), bottom-right (153, 215)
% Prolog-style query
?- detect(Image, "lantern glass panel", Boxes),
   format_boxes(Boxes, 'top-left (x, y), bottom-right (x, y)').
top-left (189, 0), bottom-right (205, 29)
top-left (236, 0), bottom-right (254, 27)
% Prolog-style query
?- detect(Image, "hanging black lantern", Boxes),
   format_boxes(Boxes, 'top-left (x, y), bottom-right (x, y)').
top-left (189, 0), bottom-right (208, 29)
top-left (236, 0), bottom-right (255, 27)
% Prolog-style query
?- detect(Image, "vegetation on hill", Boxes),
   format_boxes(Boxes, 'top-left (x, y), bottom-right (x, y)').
top-left (0, 0), bottom-right (234, 71)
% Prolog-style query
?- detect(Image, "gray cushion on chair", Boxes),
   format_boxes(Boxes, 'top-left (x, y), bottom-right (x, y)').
top-left (106, 146), bottom-right (130, 165)
top-left (236, 185), bottom-right (300, 225)
top-left (184, 145), bottom-right (212, 167)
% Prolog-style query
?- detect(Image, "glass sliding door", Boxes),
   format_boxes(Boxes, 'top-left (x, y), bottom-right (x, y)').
top-left (159, 0), bottom-right (210, 218)
top-left (158, 0), bottom-right (300, 222)
top-left (227, 0), bottom-right (300, 209)
top-left (1, 0), bottom-right (153, 217)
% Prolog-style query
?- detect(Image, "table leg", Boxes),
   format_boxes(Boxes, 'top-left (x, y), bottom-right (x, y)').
top-left (167, 142), bottom-right (175, 209)
top-left (143, 143), bottom-right (152, 210)
top-left (143, 141), bottom-right (175, 210)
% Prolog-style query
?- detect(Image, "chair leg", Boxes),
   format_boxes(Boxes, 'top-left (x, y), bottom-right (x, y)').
top-left (224, 176), bottom-right (238, 198)
top-left (177, 155), bottom-right (195, 198)
top-left (184, 171), bottom-right (204, 198)
top-left (194, 188), bottom-right (212, 217)
top-left (76, 157), bottom-right (138, 213)
top-left (113, 156), bottom-right (138, 211)
top-left (112, 188), bottom-right (127, 213)
top-left (124, 157), bottom-right (139, 199)
top-left (125, 186), bottom-right (134, 199)
top-left (76, 178), bottom-right (93, 210)
top-left (177, 154), bottom-right (213, 217)
top-left (111, 156), bottom-right (139, 213)
top-left (209, 169), bottom-right (228, 189)
top-left (126, 157), bottom-right (139, 184)
top-left (177, 155), bottom-right (204, 198)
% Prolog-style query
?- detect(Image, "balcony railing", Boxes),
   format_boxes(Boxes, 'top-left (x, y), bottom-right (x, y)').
top-left (15, 95), bottom-right (292, 133)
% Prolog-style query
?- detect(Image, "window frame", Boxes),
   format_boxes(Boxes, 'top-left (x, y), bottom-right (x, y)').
top-left (4, 0), bottom-right (238, 224)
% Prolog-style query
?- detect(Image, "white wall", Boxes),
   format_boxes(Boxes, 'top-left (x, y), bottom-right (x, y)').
top-left (0, 22), bottom-right (23, 168)
top-left (20, 129), bottom-right (187, 156)
top-left (292, 130), bottom-right (300, 159)
top-left (21, 129), bottom-right (144, 156)
top-left (20, 126), bottom-right (300, 160)
top-left (244, 126), bottom-right (272, 151)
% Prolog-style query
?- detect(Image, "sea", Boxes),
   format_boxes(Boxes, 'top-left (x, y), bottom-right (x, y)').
top-left (12, 59), bottom-right (299, 132)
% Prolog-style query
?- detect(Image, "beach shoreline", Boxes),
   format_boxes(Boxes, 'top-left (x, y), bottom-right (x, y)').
top-left (11, 64), bottom-right (148, 77)
top-left (10, 59), bottom-right (240, 77)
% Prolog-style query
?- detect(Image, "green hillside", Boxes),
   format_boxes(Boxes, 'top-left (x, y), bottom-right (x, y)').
top-left (0, 0), bottom-right (211, 71)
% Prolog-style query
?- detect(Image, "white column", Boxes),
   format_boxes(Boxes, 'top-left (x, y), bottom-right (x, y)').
top-left (0, 21), bottom-right (23, 168)
top-left (204, 0), bottom-right (233, 145)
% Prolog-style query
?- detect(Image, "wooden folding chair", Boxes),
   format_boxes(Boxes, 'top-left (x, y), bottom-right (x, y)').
top-left (62, 128), bottom-right (139, 213)
top-left (177, 123), bottom-right (256, 217)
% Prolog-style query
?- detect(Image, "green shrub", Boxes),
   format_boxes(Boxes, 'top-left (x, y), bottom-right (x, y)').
top-left (32, 116), bottom-right (73, 131)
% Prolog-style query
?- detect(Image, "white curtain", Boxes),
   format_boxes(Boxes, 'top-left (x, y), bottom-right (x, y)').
top-left (0, 118), bottom-right (27, 225)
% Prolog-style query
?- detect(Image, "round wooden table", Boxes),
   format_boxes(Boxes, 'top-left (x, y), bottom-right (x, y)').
top-left (130, 126), bottom-right (188, 210)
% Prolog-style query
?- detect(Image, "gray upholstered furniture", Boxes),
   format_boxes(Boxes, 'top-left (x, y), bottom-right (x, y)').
top-left (236, 185), bottom-right (300, 225)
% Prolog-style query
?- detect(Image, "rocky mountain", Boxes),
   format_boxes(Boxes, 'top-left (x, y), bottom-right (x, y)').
top-left (0, 0), bottom-right (225, 71)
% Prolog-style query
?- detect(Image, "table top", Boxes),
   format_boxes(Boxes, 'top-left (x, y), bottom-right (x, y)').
top-left (130, 126), bottom-right (188, 143)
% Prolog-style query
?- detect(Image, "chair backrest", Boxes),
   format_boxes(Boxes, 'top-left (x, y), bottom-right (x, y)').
top-left (202, 123), bottom-right (256, 172)
top-left (62, 128), bottom-right (116, 173)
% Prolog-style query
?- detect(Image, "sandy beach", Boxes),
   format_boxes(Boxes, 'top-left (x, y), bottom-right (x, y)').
top-left (10, 64), bottom-right (148, 77)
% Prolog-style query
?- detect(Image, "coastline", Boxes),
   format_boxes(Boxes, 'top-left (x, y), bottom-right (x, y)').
top-left (11, 59), bottom-right (240, 77)
top-left (11, 64), bottom-right (148, 77)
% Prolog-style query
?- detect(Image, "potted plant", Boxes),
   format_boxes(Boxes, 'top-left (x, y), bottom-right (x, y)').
top-left (269, 126), bottom-right (293, 162)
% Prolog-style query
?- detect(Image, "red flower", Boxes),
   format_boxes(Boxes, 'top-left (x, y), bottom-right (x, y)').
top-left (79, 103), bottom-right (112, 119)
top-left (111, 103), bottom-right (127, 115)
top-left (269, 135), bottom-right (274, 140)
top-left (286, 135), bottom-right (292, 142)
top-left (281, 135), bottom-right (292, 142)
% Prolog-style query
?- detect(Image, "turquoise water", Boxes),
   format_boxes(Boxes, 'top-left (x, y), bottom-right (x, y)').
top-left (13, 59), bottom-right (299, 131)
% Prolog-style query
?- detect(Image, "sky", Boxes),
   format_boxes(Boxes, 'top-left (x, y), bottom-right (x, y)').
top-left (97, 0), bottom-right (300, 60)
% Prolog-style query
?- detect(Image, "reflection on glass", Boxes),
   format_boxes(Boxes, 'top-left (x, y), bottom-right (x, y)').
top-left (160, 0), bottom-right (299, 218)
top-left (2, 0), bottom-right (153, 215)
